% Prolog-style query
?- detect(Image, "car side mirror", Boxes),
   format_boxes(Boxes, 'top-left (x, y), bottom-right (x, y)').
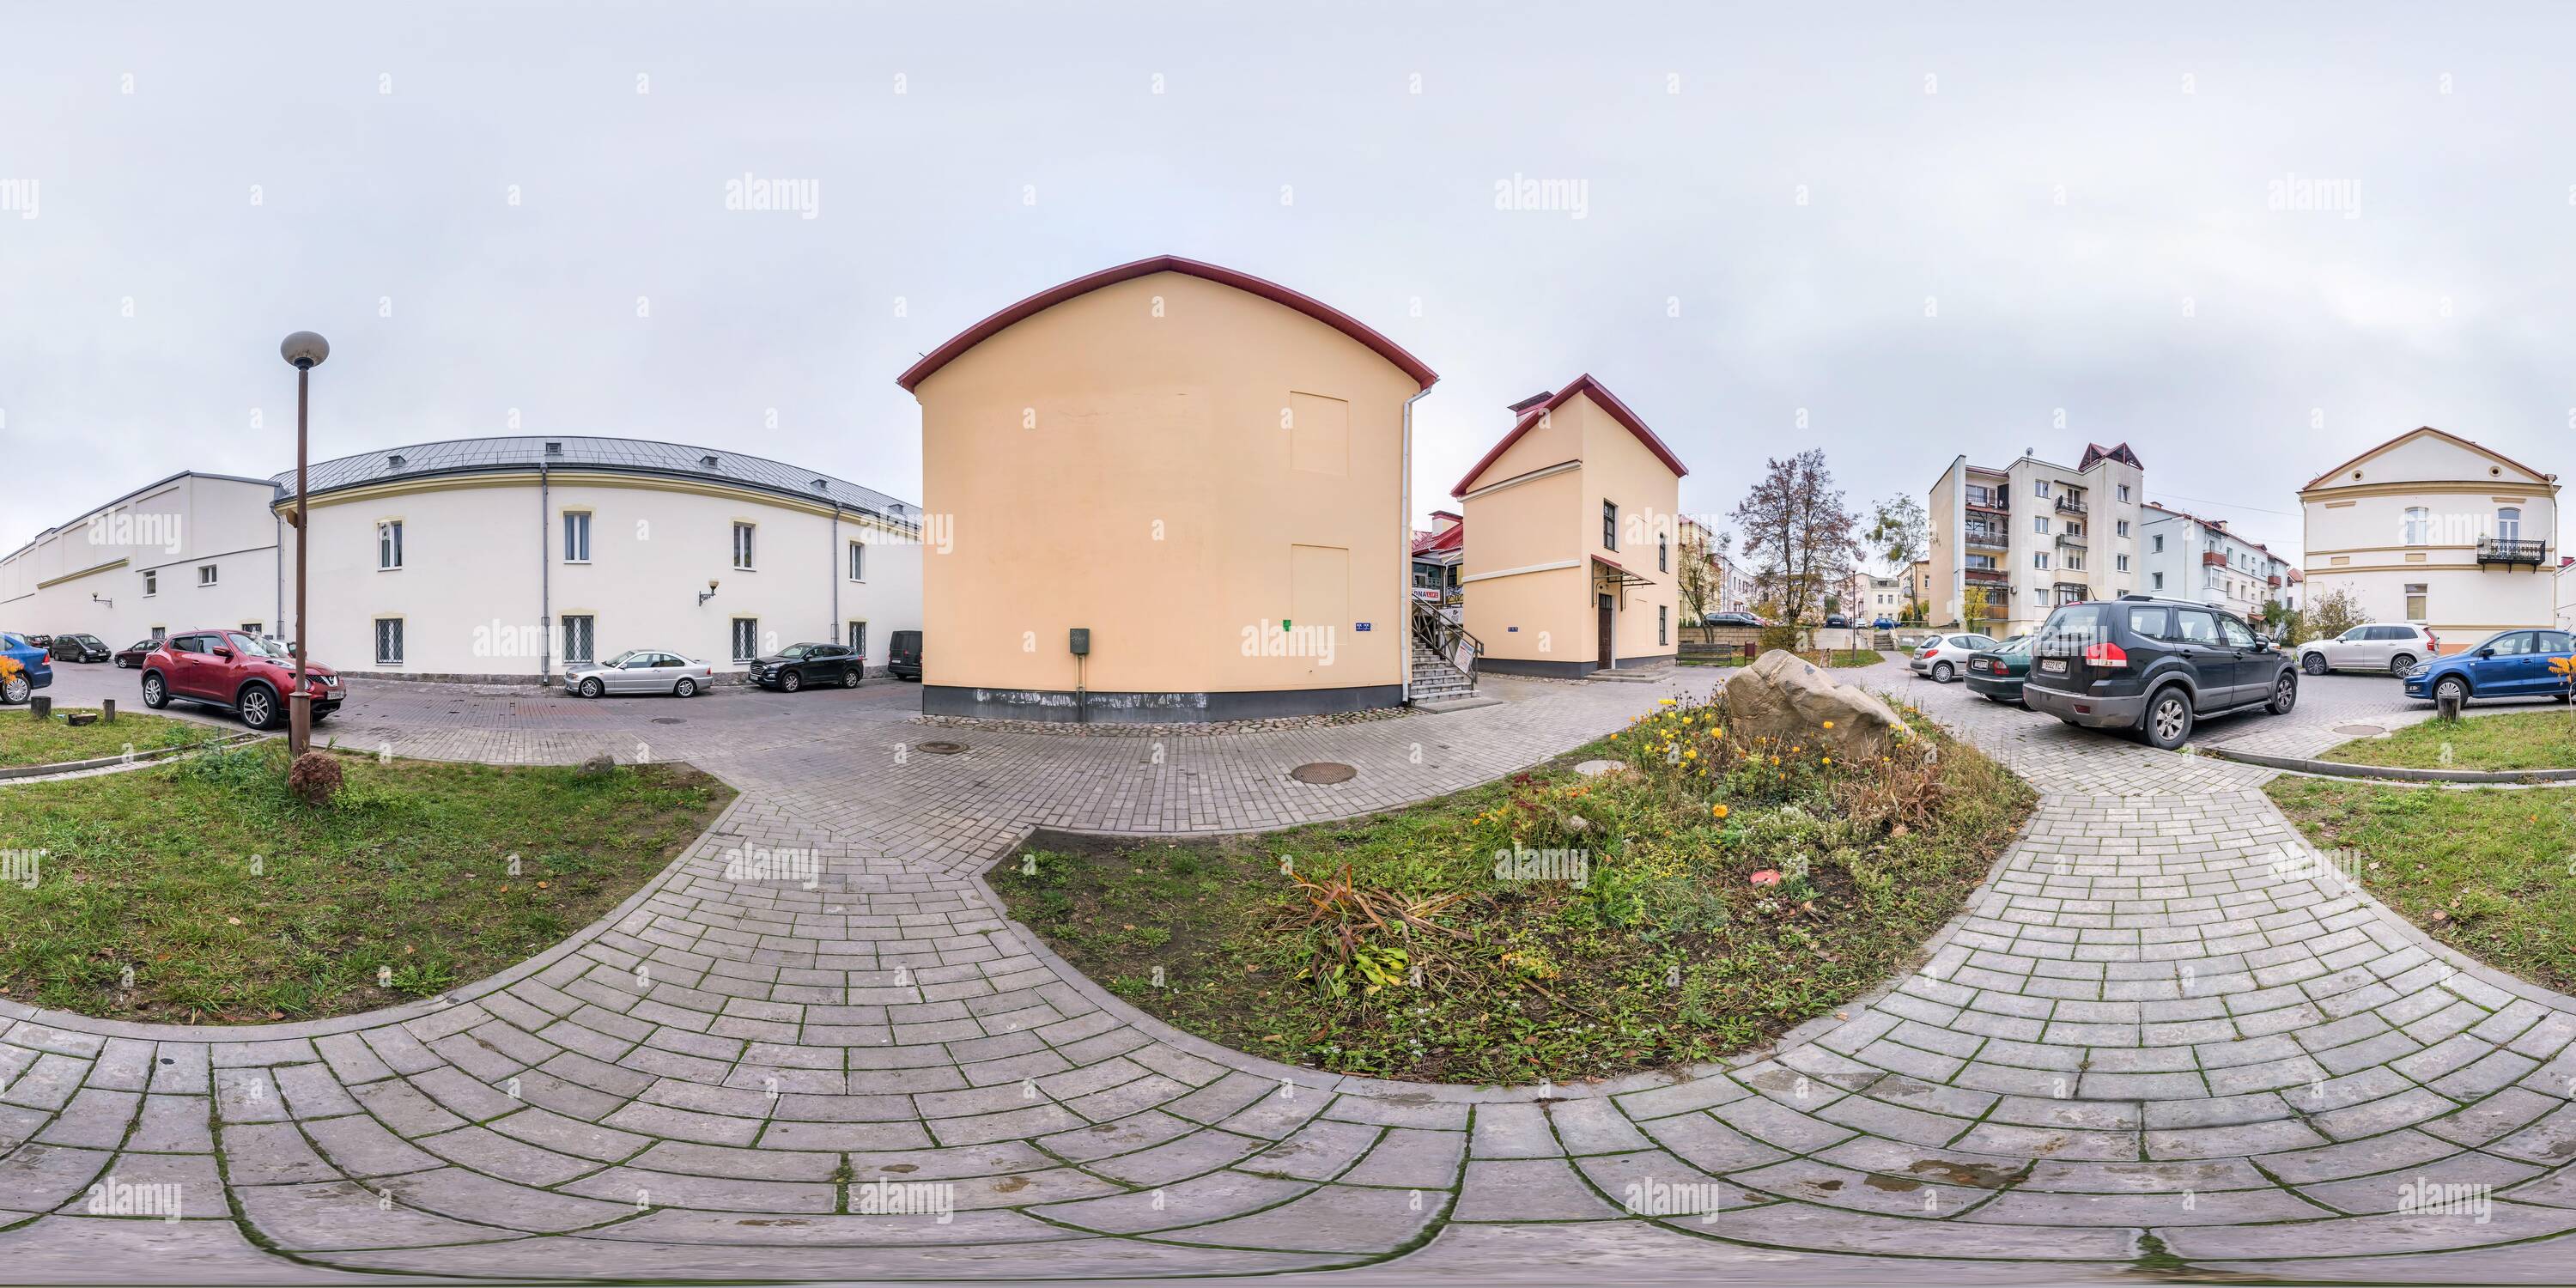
top-left (210, 647), bottom-right (233, 659)
top-left (2476, 647), bottom-right (2495, 659)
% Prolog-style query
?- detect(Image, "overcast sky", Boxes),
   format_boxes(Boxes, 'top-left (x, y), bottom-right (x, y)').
top-left (5, 2), bottom-right (2569, 568)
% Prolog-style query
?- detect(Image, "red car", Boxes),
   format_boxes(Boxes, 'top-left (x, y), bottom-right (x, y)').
top-left (141, 629), bottom-right (343, 730)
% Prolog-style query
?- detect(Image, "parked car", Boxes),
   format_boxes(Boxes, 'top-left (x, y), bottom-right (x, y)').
top-left (2024, 596), bottom-right (2296, 750)
top-left (1871, 616), bottom-right (1897, 631)
top-left (140, 629), bottom-right (342, 730)
top-left (115, 639), bottom-right (159, 668)
top-left (1, 632), bottom-right (54, 704)
top-left (1703, 611), bottom-right (1765, 629)
top-left (48, 633), bottom-right (111, 664)
top-left (1910, 632), bottom-right (2000, 683)
top-left (2402, 629), bottom-right (2576, 707)
top-left (888, 630), bottom-right (923, 681)
top-left (20, 633), bottom-right (52, 650)
top-left (749, 642), bottom-right (863, 692)
top-left (1963, 635), bottom-right (2033, 706)
top-left (562, 649), bottom-right (715, 698)
top-left (2297, 623), bottom-right (2439, 677)
top-left (1824, 614), bottom-right (1852, 629)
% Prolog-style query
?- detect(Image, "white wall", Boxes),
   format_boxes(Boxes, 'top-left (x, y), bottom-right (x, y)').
top-left (283, 476), bottom-right (922, 679)
top-left (2301, 435), bottom-right (2559, 646)
top-left (0, 474), bottom-right (280, 648)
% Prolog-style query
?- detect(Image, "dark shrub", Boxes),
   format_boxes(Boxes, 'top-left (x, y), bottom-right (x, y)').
top-left (287, 751), bottom-right (344, 806)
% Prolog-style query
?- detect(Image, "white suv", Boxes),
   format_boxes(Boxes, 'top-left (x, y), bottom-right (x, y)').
top-left (1911, 632), bottom-right (1999, 683)
top-left (2298, 623), bottom-right (2440, 677)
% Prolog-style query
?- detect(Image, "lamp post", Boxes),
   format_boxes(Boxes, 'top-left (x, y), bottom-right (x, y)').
top-left (280, 331), bottom-right (329, 757)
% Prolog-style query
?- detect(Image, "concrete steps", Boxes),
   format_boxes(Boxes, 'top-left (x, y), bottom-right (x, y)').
top-left (1409, 643), bottom-right (1478, 705)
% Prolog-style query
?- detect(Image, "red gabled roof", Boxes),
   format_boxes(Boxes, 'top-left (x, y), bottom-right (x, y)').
top-left (1449, 374), bottom-right (1688, 498)
top-left (895, 255), bottom-right (1438, 393)
top-left (1410, 520), bottom-right (1463, 556)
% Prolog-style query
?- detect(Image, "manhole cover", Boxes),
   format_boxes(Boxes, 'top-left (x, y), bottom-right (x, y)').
top-left (653, 717), bottom-right (686, 726)
top-left (1291, 762), bottom-right (1357, 785)
top-left (916, 740), bottom-right (968, 755)
top-left (2332, 724), bottom-right (2386, 737)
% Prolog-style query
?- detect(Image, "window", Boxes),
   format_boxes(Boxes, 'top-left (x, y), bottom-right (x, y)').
top-left (2151, 571), bottom-right (2165, 590)
top-left (374, 618), bottom-right (404, 665)
top-left (2403, 507), bottom-right (2431, 545)
top-left (848, 621), bottom-right (867, 660)
top-left (2116, 555), bottom-right (2129, 572)
top-left (2032, 552), bottom-right (2050, 569)
top-left (1965, 553), bottom-right (1996, 570)
top-left (1657, 535), bottom-right (1668, 573)
top-left (847, 539), bottom-right (866, 580)
top-left (2151, 533), bottom-right (2164, 553)
top-left (731, 522), bottom-right (757, 570)
top-left (149, 626), bottom-right (166, 642)
top-left (2488, 631), bottom-right (2537, 656)
top-left (2117, 484), bottom-right (2131, 502)
top-left (143, 569), bottom-right (157, 596)
top-left (562, 512), bottom-right (591, 562)
top-left (2129, 605), bottom-right (2172, 640)
top-left (197, 564), bottom-right (218, 586)
top-left (2174, 609), bottom-right (2221, 645)
top-left (2064, 554), bottom-right (2083, 571)
top-left (2034, 479), bottom-right (2050, 498)
top-left (2116, 519), bottom-right (2129, 538)
top-left (2404, 582), bottom-right (2427, 620)
top-left (2537, 630), bottom-right (2574, 653)
top-left (562, 614), bottom-right (594, 665)
top-left (2218, 616), bottom-right (2256, 648)
top-left (377, 520), bottom-right (404, 570)
top-left (1657, 605), bottom-right (1668, 646)
top-left (1601, 501), bottom-right (1618, 550)
top-left (2034, 516), bottom-right (2050, 534)
top-left (2498, 507), bottom-right (2522, 541)
top-left (731, 617), bottom-right (759, 662)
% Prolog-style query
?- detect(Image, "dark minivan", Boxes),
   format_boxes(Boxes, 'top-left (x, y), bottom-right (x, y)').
top-left (887, 630), bottom-right (922, 681)
top-left (2023, 596), bottom-right (2297, 750)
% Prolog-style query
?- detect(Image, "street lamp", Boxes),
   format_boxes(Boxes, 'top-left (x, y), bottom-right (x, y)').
top-left (280, 331), bottom-right (329, 757)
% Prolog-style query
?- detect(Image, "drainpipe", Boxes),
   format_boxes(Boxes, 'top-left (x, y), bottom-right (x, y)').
top-left (829, 502), bottom-right (841, 646)
top-left (273, 511), bottom-right (283, 639)
top-left (538, 463), bottom-right (551, 685)
top-left (1400, 385), bottom-right (1432, 704)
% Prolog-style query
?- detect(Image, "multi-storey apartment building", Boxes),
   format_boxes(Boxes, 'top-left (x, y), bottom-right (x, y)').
top-left (1928, 443), bottom-right (2146, 636)
top-left (2138, 502), bottom-right (2297, 624)
top-left (2300, 427), bottom-right (2560, 651)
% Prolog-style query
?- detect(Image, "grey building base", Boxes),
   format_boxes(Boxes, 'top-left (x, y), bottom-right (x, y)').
top-left (1479, 653), bottom-right (1675, 678)
top-left (922, 683), bottom-right (1404, 724)
top-left (339, 665), bottom-right (895, 689)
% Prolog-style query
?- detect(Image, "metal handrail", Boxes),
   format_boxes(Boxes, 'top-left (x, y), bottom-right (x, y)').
top-left (1412, 598), bottom-right (1482, 685)
top-left (2476, 538), bottom-right (2548, 563)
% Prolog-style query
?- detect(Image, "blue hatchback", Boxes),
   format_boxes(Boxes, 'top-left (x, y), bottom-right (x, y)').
top-left (1, 631), bottom-right (54, 703)
top-left (2403, 628), bottom-right (2575, 707)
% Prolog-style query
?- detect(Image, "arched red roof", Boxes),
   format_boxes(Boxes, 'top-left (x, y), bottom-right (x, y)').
top-left (895, 255), bottom-right (1438, 393)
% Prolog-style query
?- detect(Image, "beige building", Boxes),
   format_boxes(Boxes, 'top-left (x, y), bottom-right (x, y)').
top-left (897, 255), bottom-right (1439, 721)
top-left (2300, 427), bottom-right (2560, 652)
top-left (1453, 374), bottom-right (1688, 675)
top-left (1928, 443), bottom-right (2146, 636)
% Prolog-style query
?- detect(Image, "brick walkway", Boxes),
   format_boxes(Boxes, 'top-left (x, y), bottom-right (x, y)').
top-left (4, 662), bottom-right (2573, 1282)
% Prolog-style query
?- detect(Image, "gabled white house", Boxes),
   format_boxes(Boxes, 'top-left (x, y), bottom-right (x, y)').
top-left (2300, 427), bottom-right (2560, 651)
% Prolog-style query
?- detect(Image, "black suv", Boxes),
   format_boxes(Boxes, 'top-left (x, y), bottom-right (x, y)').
top-left (747, 642), bottom-right (862, 692)
top-left (887, 630), bottom-right (922, 681)
top-left (2024, 595), bottom-right (2297, 750)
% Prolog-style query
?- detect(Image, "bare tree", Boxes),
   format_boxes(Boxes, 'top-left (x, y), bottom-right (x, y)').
top-left (1731, 450), bottom-right (1859, 648)
top-left (1676, 539), bottom-right (1718, 645)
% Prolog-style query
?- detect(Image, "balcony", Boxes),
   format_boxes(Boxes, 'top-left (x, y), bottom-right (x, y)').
top-left (2267, 575), bottom-right (2283, 588)
top-left (2055, 532), bottom-right (2087, 550)
top-left (2200, 550), bottom-right (2227, 568)
top-left (2476, 538), bottom-right (2548, 566)
top-left (1963, 527), bottom-right (2008, 550)
top-left (1965, 494), bottom-right (2009, 515)
top-left (1965, 567), bottom-right (2009, 586)
top-left (2053, 495), bottom-right (2087, 516)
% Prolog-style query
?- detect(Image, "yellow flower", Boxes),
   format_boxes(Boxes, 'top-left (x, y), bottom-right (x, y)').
top-left (1822, 757), bottom-right (1832, 765)
top-left (1711, 804), bottom-right (1729, 818)
top-left (1822, 720), bottom-right (1834, 729)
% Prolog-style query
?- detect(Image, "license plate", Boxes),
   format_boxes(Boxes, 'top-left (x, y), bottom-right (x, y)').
top-left (2038, 659), bottom-right (2067, 675)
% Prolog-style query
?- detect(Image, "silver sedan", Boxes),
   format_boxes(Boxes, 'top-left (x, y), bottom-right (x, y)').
top-left (562, 649), bottom-right (715, 698)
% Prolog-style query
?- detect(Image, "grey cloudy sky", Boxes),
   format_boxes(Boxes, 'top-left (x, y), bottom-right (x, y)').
top-left (5, 2), bottom-right (2569, 565)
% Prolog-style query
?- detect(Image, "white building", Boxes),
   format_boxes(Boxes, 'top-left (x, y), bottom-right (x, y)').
top-left (1929, 443), bottom-right (2147, 636)
top-left (1860, 574), bottom-right (1906, 622)
top-left (2139, 502), bottom-right (2297, 623)
top-left (0, 471), bottom-right (284, 651)
top-left (276, 437), bottom-right (923, 682)
top-left (2300, 427), bottom-right (2560, 651)
top-left (2555, 557), bottom-right (2574, 631)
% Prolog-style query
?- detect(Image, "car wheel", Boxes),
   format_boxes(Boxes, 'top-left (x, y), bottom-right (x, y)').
top-left (842, 668), bottom-right (861, 689)
top-left (1, 671), bottom-right (27, 704)
top-left (2434, 676), bottom-right (2470, 708)
top-left (238, 683), bottom-right (280, 731)
top-left (781, 671), bottom-right (802, 693)
top-left (2142, 686), bottom-right (2194, 750)
top-left (2388, 654), bottom-right (2416, 677)
top-left (579, 677), bottom-right (604, 699)
top-left (142, 673), bottom-right (168, 708)
top-left (2267, 671), bottom-right (2298, 715)
top-left (674, 677), bottom-right (698, 698)
top-left (1932, 660), bottom-right (1955, 683)
top-left (2301, 653), bottom-right (2327, 676)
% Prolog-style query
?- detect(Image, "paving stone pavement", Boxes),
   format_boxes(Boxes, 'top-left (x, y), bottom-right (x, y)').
top-left (6, 660), bottom-right (2576, 1282)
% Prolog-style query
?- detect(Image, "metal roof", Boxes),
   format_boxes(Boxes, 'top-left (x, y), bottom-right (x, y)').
top-left (270, 435), bottom-right (919, 526)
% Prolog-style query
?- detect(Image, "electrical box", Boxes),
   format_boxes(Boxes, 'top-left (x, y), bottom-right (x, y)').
top-left (1068, 628), bottom-right (1090, 656)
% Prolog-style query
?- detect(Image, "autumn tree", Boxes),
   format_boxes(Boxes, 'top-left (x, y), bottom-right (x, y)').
top-left (1676, 529), bottom-right (1722, 644)
top-left (2305, 587), bottom-right (2365, 642)
top-left (1731, 450), bottom-right (1859, 647)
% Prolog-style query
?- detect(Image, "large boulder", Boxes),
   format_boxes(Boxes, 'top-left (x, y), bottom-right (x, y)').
top-left (1718, 650), bottom-right (1914, 762)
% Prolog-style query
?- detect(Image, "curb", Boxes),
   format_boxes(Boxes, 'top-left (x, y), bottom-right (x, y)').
top-left (0, 730), bottom-right (266, 781)
top-left (2202, 742), bottom-right (2576, 784)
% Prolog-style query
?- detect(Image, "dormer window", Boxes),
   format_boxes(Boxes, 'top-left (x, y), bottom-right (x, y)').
top-left (386, 453), bottom-right (406, 471)
top-left (701, 454), bottom-right (720, 469)
top-left (544, 441), bottom-right (563, 457)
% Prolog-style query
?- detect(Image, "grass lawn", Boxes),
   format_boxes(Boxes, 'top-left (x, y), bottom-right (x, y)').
top-left (0, 707), bottom-right (216, 769)
top-left (1680, 649), bottom-right (1886, 669)
top-left (993, 692), bottom-right (2033, 1084)
top-left (2317, 707), bottom-right (2576, 772)
top-left (2266, 777), bottom-right (2576, 991)
top-left (0, 741), bottom-right (732, 1023)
